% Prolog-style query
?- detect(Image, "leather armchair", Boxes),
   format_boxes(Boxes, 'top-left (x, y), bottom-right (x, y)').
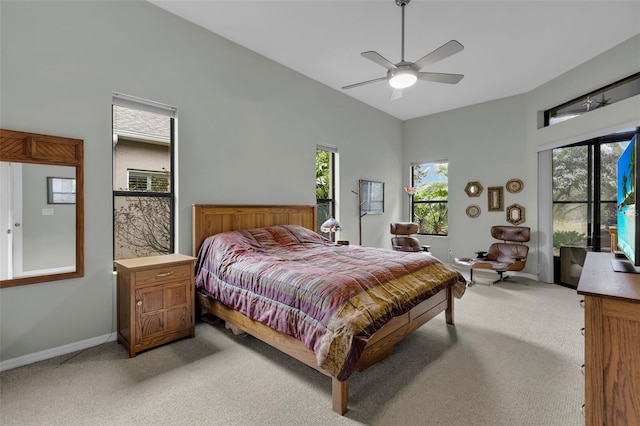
top-left (454, 225), bottom-right (530, 286)
top-left (390, 222), bottom-right (430, 252)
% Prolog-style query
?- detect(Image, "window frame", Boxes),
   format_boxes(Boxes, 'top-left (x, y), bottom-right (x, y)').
top-left (544, 72), bottom-right (640, 126)
top-left (552, 129), bottom-right (637, 254)
top-left (410, 161), bottom-right (449, 236)
top-left (127, 169), bottom-right (170, 192)
top-left (112, 94), bottom-right (176, 262)
top-left (316, 146), bottom-right (337, 239)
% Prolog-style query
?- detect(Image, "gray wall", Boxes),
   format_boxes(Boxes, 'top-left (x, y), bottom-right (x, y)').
top-left (1, 0), bottom-right (639, 365)
top-left (404, 95), bottom-right (527, 264)
top-left (404, 34), bottom-right (640, 276)
top-left (0, 0), bottom-right (402, 363)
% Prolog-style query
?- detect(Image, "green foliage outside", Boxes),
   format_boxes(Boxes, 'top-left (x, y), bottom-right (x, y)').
top-left (552, 142), bottom-right (626, 252)
top-left (316, 150), bottom-right (330, 200)
top-left (553, 230), bottom-right (587, 252)
top-left (315, 149), bottom-right (332, 233)
top-left (412, 163), bottom-right (448, 235)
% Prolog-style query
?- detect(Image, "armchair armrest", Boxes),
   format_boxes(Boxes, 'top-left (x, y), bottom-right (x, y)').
top-left (474, 251), bottom-right (487, 259)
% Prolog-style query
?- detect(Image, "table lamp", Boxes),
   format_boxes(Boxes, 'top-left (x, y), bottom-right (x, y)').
top-left (321, 217), bottom-right (341, 242)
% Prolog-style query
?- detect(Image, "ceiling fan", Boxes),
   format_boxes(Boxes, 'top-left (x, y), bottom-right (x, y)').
top-left (342, 0), bottom-right (464, 100)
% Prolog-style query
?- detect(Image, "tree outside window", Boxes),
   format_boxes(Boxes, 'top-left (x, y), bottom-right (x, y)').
top-left (112, 103), bottom-right (174, 260)
top-left (411, 162), bottom-right (448, 235)
top-left (552, 131), bottom-right (632, 255)
top-left (316, 147), bottom-right (336, 238)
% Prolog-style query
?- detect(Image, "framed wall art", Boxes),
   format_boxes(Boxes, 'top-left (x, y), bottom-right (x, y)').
top-left (47, 177), bottom-right (76, 204)
top-left (359, 179), bottom-right (384, 215)
top-left (487, 186), bottom-right (504, 212)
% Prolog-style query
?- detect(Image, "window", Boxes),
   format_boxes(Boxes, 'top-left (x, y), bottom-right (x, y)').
top-left (410, 161), bottom-right (448, 235)
top-left (552, 128), bottom-right (637, 255)
top-left (127, 170), bottom-right (170, 192)
top-left (316, 145), bottom-right (337, 238)
top-left (112, 94), bottom-right (176, 261)
top-left (545, 72), bottom-right (640, 126)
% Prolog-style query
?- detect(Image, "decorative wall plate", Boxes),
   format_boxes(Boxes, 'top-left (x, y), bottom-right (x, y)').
top-left (466, 204), bottom-right (481, 218)
top-left (506, 178), bottom-right (524, 193)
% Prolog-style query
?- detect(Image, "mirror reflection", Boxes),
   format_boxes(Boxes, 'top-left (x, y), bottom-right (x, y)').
top-left (0, 128), bottom-right (84, 288)
top-left (1, 163), bottom-right (76, 280)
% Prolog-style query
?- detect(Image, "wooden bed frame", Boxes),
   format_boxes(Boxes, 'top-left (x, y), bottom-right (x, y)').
top-left (192, 204), bottom-right (455, 415)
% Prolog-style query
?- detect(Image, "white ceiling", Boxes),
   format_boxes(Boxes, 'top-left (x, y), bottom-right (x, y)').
top-left (148, 0), bottom-right (640, 121)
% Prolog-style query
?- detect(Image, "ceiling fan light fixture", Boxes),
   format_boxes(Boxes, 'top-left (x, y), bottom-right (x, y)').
top-left (342, 0), bottom-right (463, 98)
top-left (388, 69), bottom-right (417, 89)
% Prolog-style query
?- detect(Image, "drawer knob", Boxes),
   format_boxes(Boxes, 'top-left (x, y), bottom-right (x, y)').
top-left (136, 300), bottom-right (142, 306)
top-left (156, 271), bottom-right (175, 278)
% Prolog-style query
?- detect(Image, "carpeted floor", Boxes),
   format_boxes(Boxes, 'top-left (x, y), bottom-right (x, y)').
top-left (0, 274), bottom-right (585, 425)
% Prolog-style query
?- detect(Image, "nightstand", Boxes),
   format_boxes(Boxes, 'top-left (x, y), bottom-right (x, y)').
top-left (115, 253), bottom-right (197, 357)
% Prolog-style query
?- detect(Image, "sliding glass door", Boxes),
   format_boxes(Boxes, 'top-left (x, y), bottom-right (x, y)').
top-left (552, 129), bottom-right (636, 255)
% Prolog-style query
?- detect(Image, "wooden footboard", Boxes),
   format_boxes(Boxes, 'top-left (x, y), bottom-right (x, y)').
top-left (197, 287), bottom-right (453, 415)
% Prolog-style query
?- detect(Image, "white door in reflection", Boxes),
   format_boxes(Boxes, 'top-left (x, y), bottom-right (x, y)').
top-left (0, 162), bottom-right (22, 280)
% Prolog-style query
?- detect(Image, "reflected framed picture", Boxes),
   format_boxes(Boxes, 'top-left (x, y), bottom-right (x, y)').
top-left (47, 177), bottom-right (76, 204)
top-left (360, 179), bottom-right (384, 215)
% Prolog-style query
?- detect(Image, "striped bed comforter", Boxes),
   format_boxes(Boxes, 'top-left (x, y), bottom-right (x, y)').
top-left (194, 225), bottom-right (466, 380)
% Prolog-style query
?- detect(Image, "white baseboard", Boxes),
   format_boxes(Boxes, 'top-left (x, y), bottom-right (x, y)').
top-left (0, 332), bottom-right (117, 372)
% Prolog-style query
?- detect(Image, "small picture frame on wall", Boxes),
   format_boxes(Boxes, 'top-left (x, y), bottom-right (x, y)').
top-left (47, 177), bottom-right (76, 204)
top-left (487, 186), bottom-right (504, 212)
top-left (359, 179), bottom-right (384, 215)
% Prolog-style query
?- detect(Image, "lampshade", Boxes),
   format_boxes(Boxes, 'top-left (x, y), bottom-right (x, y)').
top-left (321, 217), bottom-right (342, 233)
top-left (404, 186), bottom-right (417, 195)
top-left (389, 69), bottom-right (417, 89)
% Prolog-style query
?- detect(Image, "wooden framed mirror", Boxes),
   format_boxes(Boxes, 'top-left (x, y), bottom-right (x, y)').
top-left (0, 129), bottom-right (84, 288)
top-left (487, 186), bottom-right (504, 212)
top-left (464, 181), bottom-right (483, 197)
top-left (506, 203), bottom-right (525, 225)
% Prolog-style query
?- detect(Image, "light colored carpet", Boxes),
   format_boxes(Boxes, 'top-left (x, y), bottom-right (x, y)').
top-left (0, 275), bottom-right (585, 425)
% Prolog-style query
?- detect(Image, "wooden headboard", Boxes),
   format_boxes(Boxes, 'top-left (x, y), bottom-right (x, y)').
top-left (192, 205), bottom-right (317, 255)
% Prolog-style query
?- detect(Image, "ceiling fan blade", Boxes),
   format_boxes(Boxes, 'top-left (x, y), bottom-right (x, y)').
top-left (342, 76), bottom-right (388, 90)
top-left (413, 40), bottom-right (464, 71)
top-left (418, 72), bottom-right (464, 84)
top-left (390, 88), bottom-right (403, 101)
top-left (361, 51), bottom-right (398, 71)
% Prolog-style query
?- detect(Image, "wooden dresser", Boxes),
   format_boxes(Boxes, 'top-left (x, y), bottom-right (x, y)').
top-left (577, 252), bottom-right (640, 425)
top-left (115, 254), bottom-right (197, 357)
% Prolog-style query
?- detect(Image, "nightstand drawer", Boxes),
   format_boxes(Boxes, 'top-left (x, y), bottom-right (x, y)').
top-left (135, 264), bottom-right (191, 286)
